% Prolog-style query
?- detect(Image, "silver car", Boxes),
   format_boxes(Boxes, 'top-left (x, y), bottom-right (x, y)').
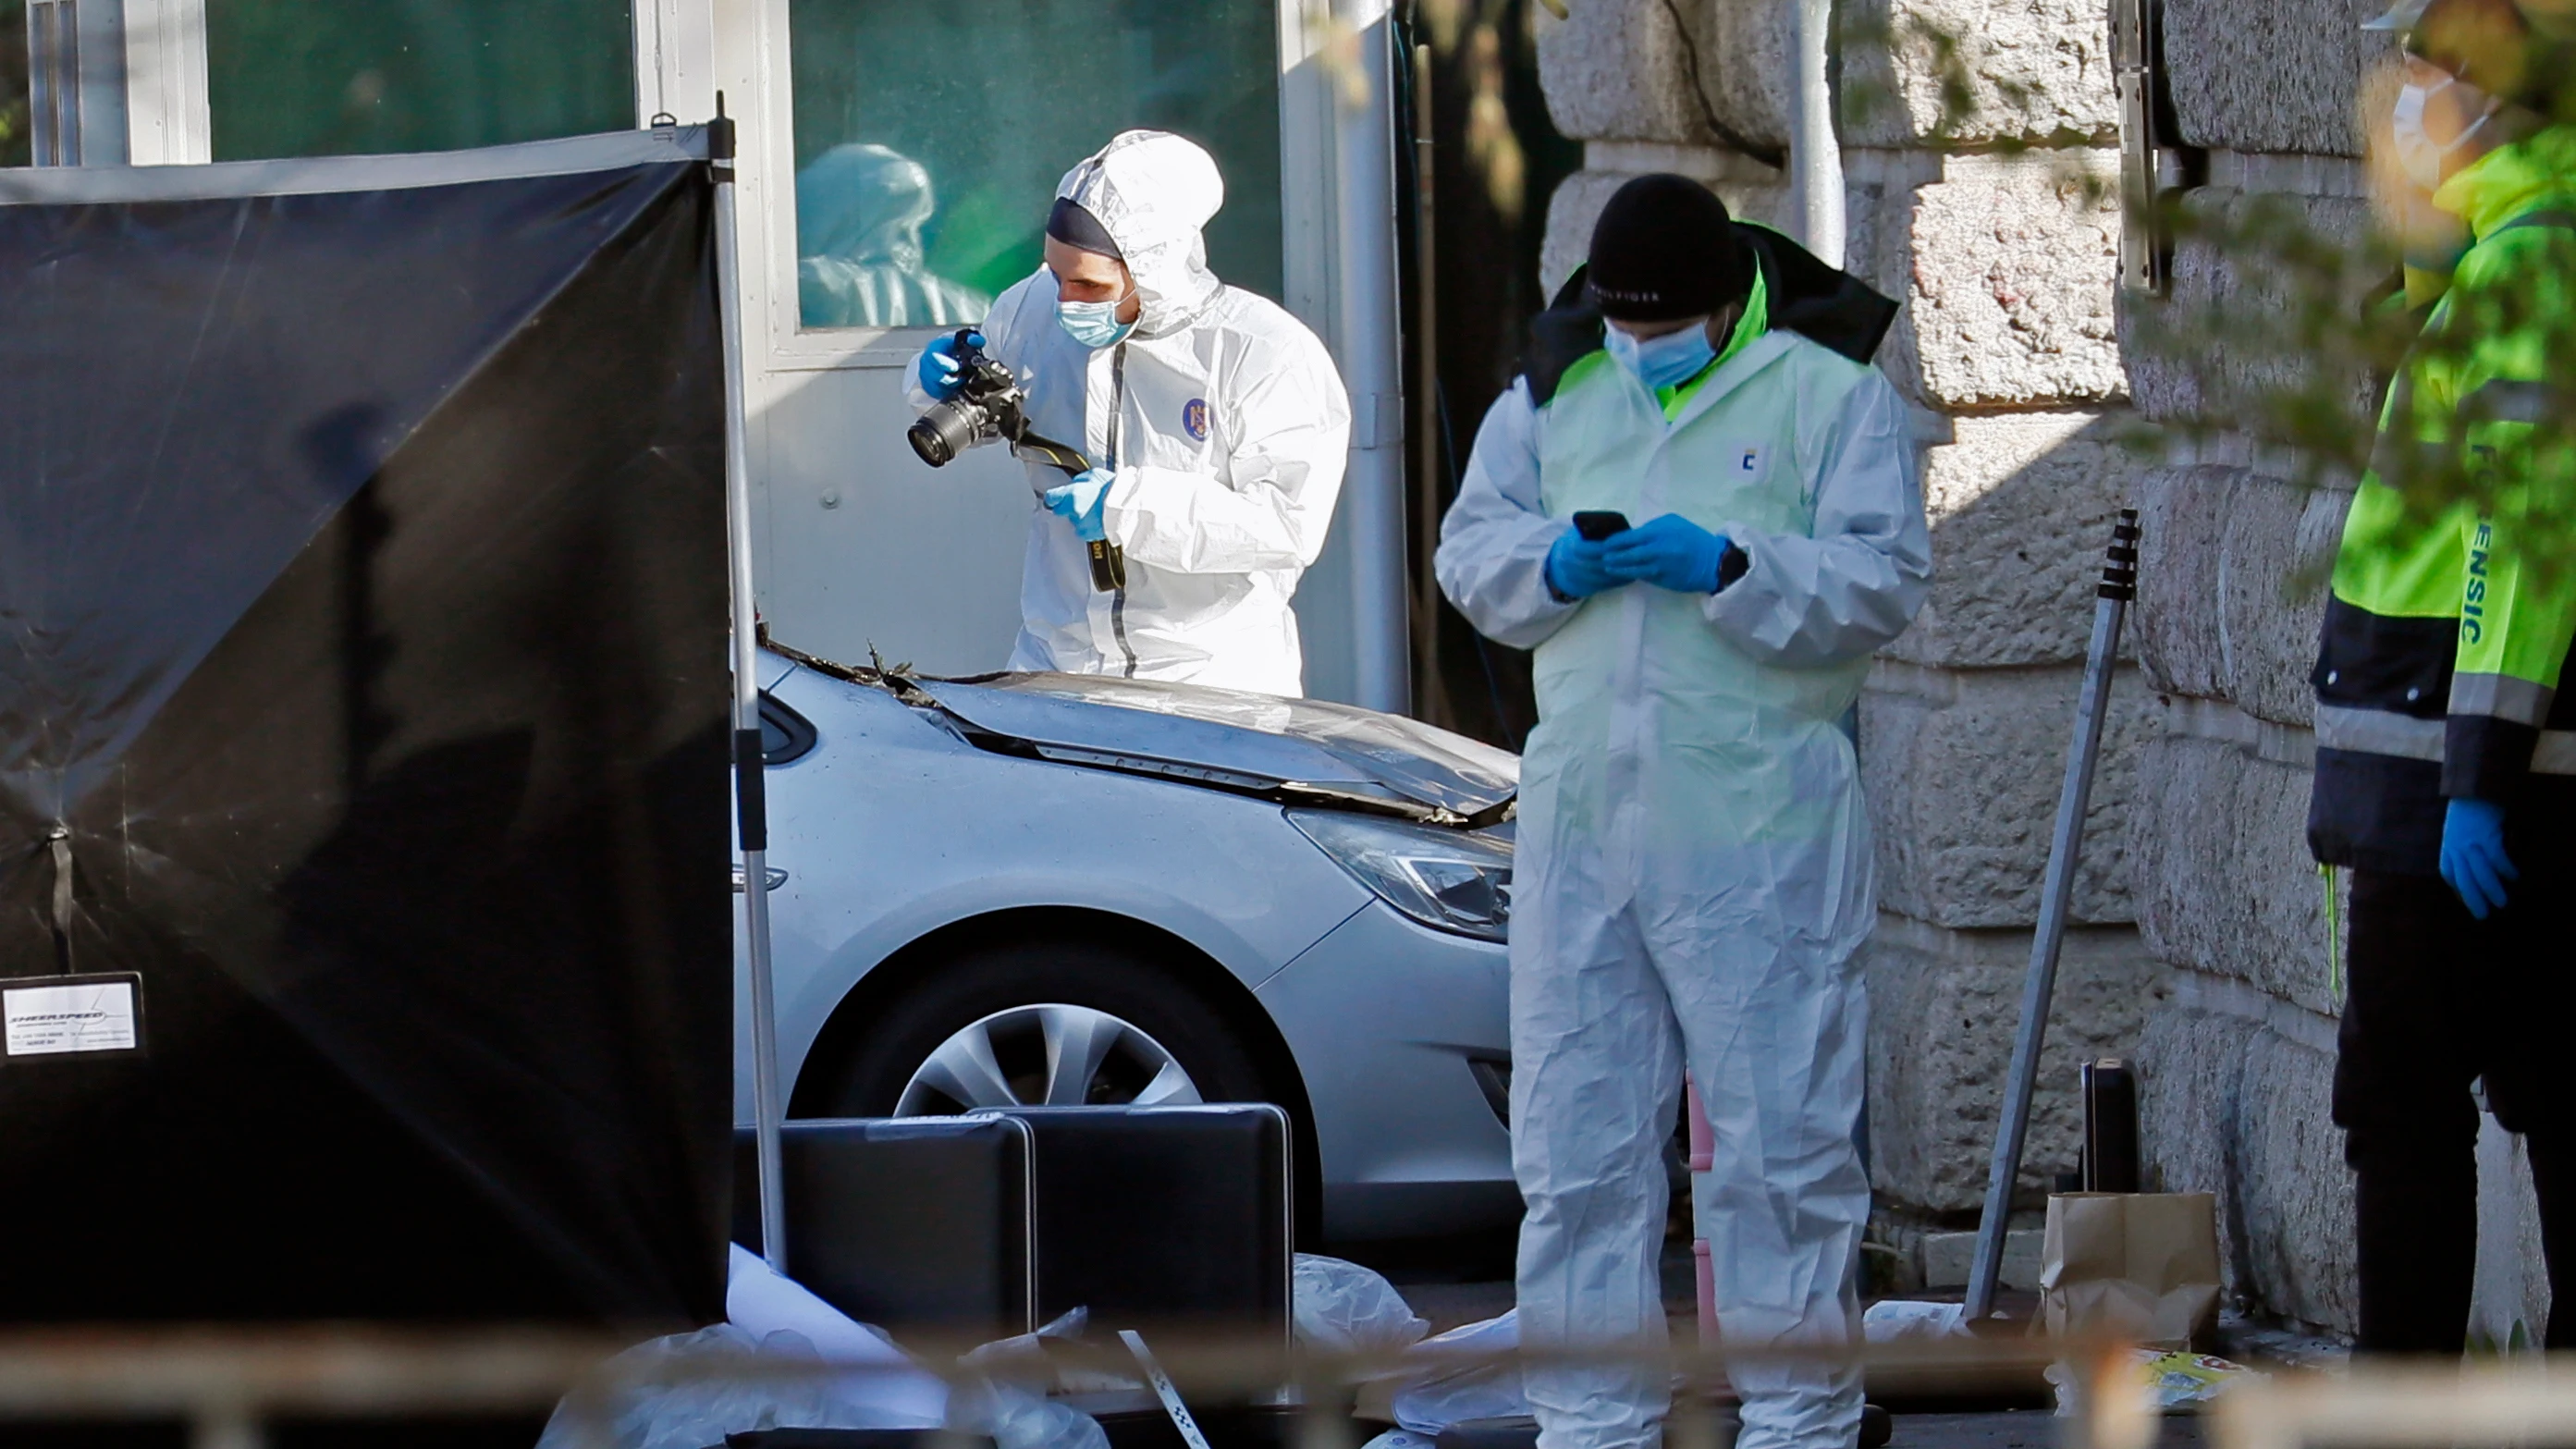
top-left (739, 645), bottom-right (1522, 1243)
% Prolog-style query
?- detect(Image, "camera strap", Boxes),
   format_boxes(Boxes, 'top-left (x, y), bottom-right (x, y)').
top-left (1102, 344), bottom-right (1137, 669)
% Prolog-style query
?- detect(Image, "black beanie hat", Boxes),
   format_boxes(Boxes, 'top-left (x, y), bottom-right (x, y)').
top-left (1585, 174), bottom-right (1748, 321)
top-left (1046, 197), bottom-right (1123, 259)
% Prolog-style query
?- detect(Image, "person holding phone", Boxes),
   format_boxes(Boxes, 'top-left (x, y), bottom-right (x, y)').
top-left (1435, 174), bottom-right (1930, 1449)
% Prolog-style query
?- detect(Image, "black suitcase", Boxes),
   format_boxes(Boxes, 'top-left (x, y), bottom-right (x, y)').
top-left (733, 1105), bottom-right (1291, 1345)
top-left (734, 1114), bottom-right (1037, 1340)
top-left (998, 1103), bottom-right (1294, 1344)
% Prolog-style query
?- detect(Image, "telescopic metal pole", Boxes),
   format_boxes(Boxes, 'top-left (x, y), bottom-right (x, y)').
top-left (710, 93), bottom-right (789, 1274)
top-left (1963, 509), bottom-right (2140, 1321)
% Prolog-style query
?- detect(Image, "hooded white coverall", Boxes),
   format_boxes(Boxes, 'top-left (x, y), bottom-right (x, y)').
top-left (908, 130), bottom-right (1352, 696)
top-left (1435, 328), bottom-right (1930, 1449)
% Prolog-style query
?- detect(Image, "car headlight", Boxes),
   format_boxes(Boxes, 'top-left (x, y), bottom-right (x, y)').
top-left (1287, 809), bottom-right (1512, 942)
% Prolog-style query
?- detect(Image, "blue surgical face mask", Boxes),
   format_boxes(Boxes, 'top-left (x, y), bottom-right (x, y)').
top-left (1603, 319), bottom-right (1715, 391)
top-left (1058, 289), bottom-right (1138, 349)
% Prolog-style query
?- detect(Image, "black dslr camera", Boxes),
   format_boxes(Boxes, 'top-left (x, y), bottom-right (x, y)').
top-left (903, 328), bottom-right (1123, 591)
top-left (906, 329), bottom-right (1029, 468)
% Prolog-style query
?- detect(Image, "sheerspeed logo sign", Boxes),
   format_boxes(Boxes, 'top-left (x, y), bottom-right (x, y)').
top-left (4, 975), bottom-right (142, 1058)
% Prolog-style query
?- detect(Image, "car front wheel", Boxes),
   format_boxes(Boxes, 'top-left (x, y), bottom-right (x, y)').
top-left (811, 938), bottom-right (1272, 1118)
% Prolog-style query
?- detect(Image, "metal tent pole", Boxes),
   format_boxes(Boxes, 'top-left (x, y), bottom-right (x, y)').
top-left (1963, 510), bottom-right (2140, 1321)
top-left (710, 93), bottom-right (789, 1275)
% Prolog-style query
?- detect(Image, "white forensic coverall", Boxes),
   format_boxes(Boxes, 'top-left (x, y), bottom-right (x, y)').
top-left (908, 130), bottom-right (1352, 696)
top-left (1436, 327), bottom-right (1930, 1449)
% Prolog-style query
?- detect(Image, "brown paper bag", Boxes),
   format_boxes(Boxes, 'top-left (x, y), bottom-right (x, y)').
top-left (2037, 1192), bottom-right (2220, 1347)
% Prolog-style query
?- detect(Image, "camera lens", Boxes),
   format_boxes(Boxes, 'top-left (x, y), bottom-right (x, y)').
top-left (907, 399), bottom-right (980, 468)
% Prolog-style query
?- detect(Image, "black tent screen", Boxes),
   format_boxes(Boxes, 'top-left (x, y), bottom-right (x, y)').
top-left (0, 131), bottom-right (734, 1325)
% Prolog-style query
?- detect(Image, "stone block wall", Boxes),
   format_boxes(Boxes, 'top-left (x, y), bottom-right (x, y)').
top-left (1527, 0), bottom-right (2550, 1337)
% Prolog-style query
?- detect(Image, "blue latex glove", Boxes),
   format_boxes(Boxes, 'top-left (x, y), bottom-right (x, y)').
top-left (1043, 468), bottom-right (1114, 543)
top-left (2439, 796), bottom-right (2518, 919)
top-left (1544, 529), bottom-right (1623, 600)
top-left (1600, 513), bottom-right (1734, 594)
top-left (916, 329), bottom-right (984, 401)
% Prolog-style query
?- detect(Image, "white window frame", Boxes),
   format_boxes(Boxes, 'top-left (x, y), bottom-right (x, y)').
top-left (121, 0), bottom-right (210, 165)
top-left (25, 0), bottom-right (210, 166)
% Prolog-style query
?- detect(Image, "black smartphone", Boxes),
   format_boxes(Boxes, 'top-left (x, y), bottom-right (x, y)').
top-left (1572, 510), bottom-right (1631, 541)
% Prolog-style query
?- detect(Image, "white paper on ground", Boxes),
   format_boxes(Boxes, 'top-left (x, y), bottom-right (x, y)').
top-left (726, 1243), bottom-right (950, 1426)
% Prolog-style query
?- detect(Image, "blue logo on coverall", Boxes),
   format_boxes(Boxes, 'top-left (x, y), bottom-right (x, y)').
top-left (1182, 399), bottom-right (1210, 441)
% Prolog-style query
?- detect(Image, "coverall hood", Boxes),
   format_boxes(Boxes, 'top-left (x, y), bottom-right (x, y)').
top-left (1054, 130), bottom-right (1226, 337)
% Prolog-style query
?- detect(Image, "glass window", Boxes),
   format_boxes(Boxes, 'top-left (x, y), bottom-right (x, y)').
top-left (0, 0), bottom-right (26, 166)
top-left (787, 0), bottom-right (1282, 332)
top-left (204, 0), bottom-right (634, 162)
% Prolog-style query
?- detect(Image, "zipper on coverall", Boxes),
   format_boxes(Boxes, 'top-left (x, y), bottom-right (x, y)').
top-left (1107, 341), bottom-right (1139, 676)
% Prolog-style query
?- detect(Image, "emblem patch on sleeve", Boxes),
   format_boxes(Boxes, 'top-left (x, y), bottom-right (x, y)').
top-left (1182, 398), bottom-right (1210, 441)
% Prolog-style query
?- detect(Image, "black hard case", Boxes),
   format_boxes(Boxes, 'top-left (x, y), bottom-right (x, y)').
top-left (736, 1115), bottom-right (1038, 1341)
top-left (1000, 1103), bottom-right (1294, 1343)
top-left (735, 1104), bottom-right (1292, 1344)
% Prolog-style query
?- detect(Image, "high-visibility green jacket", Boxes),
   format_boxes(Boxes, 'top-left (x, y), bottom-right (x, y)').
top-left (2309, 124), bottom-right (2576, 872)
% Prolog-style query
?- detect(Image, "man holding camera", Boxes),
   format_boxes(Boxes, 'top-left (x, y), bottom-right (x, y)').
top-left (908, 130), bottom-right (1351, 696)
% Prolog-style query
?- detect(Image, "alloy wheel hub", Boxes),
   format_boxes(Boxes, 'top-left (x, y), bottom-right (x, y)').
top-left (895, 1002), bottom-right (1203, 1114)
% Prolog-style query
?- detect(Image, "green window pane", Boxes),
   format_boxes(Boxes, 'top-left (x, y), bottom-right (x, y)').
top-left (0, 0), bottom-right (26, 167)
top-left (788, 0), bottom-right (1282, 332)
top-left (206, 0), bottom-right (634, 162)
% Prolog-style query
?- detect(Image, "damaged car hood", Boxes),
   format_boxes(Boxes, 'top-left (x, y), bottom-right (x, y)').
top-left (910, 672), bottom-right (1518, 824)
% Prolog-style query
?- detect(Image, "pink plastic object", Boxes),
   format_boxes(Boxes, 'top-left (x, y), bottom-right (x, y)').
top-left (1694, 1238), bottom-right (1718, 1344)
top-left (1685, 1074), bottom-right (1714, 1172)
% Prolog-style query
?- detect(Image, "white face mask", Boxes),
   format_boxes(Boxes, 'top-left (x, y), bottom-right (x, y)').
top-left (2391, 76), bottom-right (2494, 190)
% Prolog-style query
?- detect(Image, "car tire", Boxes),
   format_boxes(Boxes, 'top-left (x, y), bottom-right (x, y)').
top-left (809, 936), bottom-right (1273, 1118)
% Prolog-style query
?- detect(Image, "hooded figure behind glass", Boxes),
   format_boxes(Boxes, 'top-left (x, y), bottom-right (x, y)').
top-left (796, 142), bottom-right (990, 328)
top-left (905, 130), bottom-right (1351, 697)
